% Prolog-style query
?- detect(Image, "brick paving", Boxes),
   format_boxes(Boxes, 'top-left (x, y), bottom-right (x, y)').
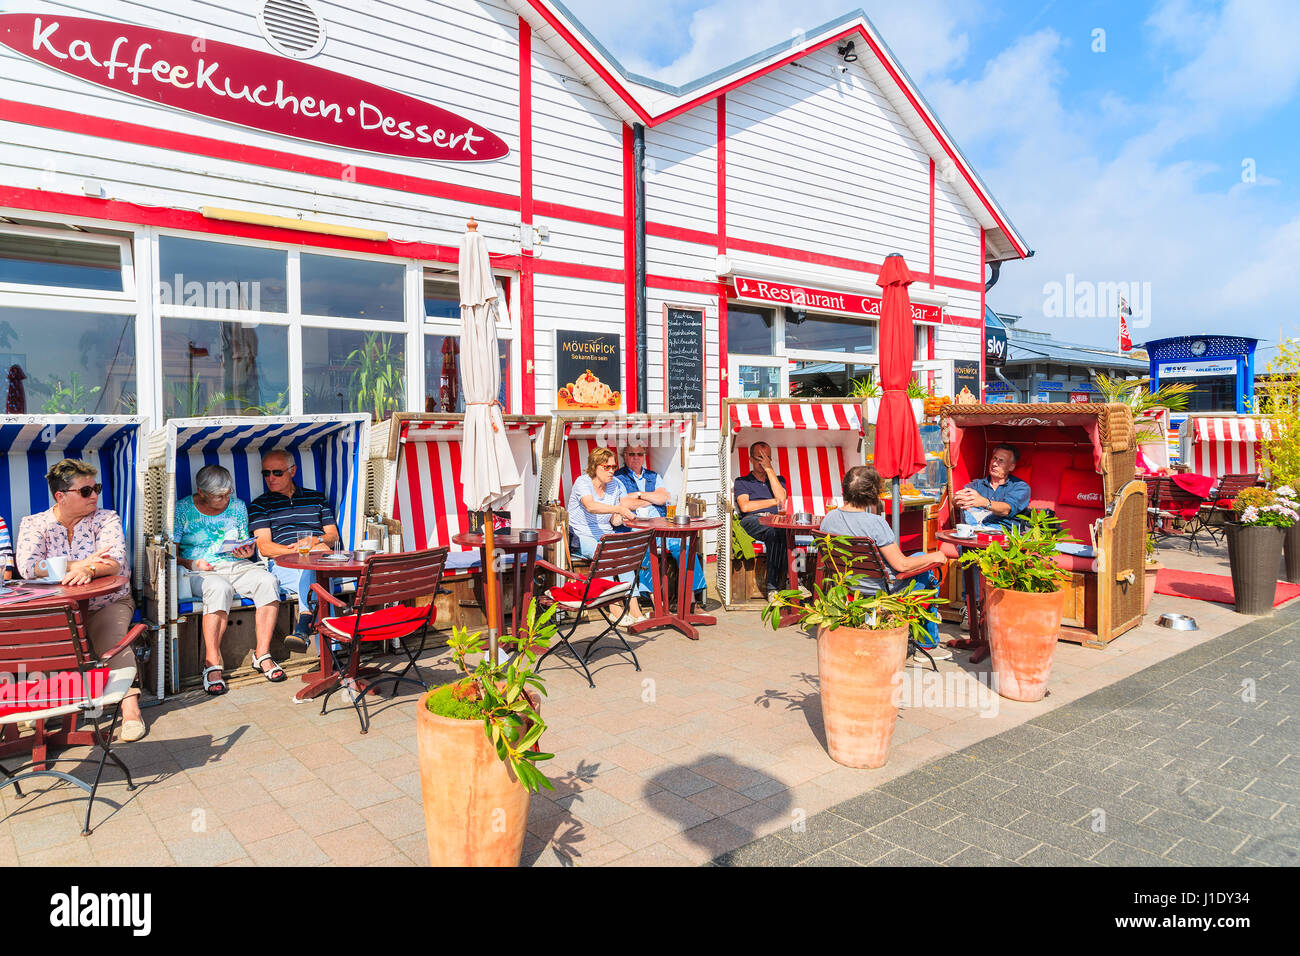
top-left (714, 597), bottom-right (1299, 867)
top-left (0, 536), bottom-right (1291, 867)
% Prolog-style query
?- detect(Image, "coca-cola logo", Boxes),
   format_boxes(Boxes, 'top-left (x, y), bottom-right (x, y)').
top-left (0, 14), bottom-right (509, 162)
top-left (1074, 491), bottom-right (1101, 503)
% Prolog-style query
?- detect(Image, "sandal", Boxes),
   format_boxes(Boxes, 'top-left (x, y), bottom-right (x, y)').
top-left (202, 664), bottom-right (227, 696)
top-left (252, 652), bottom-right (287, 683)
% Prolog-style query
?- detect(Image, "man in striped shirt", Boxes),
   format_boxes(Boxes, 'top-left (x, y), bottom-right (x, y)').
top-left (250, 450), bottom-right (340, 646)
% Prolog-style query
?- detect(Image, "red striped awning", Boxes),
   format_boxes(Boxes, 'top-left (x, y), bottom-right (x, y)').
top-left (401, 419), bottom-right (542, 440)
top-left (728, 402), bottom-right (863, 434)
top-left (1191, 417), bottom-right (1277, 443)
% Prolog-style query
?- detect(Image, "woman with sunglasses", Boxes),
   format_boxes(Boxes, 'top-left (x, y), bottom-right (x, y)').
top-left (175, 465), bottom-right (286, 695)
top-left (15, 459), bottom-right (146, 741)
top-left (566, 446), bottom-right (649, 620)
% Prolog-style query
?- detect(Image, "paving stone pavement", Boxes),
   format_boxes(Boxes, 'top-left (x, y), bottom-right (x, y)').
top-left (713, 600), bottom-right (1300, 867)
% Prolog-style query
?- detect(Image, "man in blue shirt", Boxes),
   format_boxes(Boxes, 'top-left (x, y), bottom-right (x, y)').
top-left (953, 444), bottom-right (1030, 529)
top-left (733, 441), bottom-right (789, 597)
top-left (614, 443), bottom-right (705, 604)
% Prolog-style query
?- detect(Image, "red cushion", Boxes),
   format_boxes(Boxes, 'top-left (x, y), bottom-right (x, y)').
top-left (0, 668), bottom-right (110, 717)
top-left (547, 577), bottom-right (622, 604)
top-left (1215, 498), bottom-right (1234, 508)
top-left (1059, 468), bottom-right (1104, 508)
top-left (322, 605), bottom-right (433, 642)
top-left (1071, 451), bottom-right (1095, 470)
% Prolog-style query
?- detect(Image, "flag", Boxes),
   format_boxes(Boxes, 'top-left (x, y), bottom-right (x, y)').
top-left (1118, 297), bottom-right (1133, 351)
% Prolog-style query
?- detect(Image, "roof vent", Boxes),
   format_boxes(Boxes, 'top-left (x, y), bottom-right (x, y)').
top-left (258, 0), bottom-right (326, 59)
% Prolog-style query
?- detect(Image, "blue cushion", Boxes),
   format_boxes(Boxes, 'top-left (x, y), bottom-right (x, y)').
top-left (178, 597), bottom-right (258, 615)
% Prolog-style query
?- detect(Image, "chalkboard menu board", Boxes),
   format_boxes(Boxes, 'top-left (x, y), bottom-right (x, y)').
top-left (663, 304), bottom-right (706, 423)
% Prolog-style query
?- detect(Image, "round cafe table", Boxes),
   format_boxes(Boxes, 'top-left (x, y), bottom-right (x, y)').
top-left (625, 517), bottom-right (721, 641)
top-left (0, 575), bottom-right (129, 767)
top-left (272, 551), bottom-right (370, 702)
top-left (936, 529), bottom-right (1005, 664)
top-left (757, 513), bottom-right (823, 628)
top-left (451, 529), bottom-right (561, 643)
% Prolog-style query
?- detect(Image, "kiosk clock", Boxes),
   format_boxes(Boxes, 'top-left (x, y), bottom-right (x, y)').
top-left (1191, 339), bottom-right (1208, 357)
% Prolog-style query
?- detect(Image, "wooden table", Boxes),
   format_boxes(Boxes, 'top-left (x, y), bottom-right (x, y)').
top-left (936, 530), bottom-right (1005, 664)
top-left (272, 552), bottom-right (370, 702)
top-left (451, 529), bottom-right (561, 643)
top-left (0, 576), bottom-right (129, 767)
top-left (626, 517), bottom-right (721, 641)
top-left (757, 513), bottom-right (823, 628)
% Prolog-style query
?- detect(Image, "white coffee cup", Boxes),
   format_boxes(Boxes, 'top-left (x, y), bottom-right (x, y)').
top-left (45, 555), bottom-right (69, 581)
top-left (955, 524), bottom-right (975, 537)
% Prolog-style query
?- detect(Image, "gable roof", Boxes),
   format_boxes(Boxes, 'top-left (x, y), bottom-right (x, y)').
top-left (510, 1), bottom-right (1031, 261)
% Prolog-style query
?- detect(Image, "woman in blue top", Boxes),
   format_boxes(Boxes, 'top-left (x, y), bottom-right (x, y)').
top-left (175, 465), bottom-right (285, 694)
top-left (819, 465), bottom-right (948, 654)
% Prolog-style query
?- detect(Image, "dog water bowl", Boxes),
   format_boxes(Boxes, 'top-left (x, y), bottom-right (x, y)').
top-left (1157, 613), bottom-right (1198, 631)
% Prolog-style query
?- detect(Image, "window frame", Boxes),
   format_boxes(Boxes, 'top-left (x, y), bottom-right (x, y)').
top-left (0, 222), bottom-right (136, 303)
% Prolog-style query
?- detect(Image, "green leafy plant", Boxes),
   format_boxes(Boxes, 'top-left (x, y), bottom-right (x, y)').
top-left (761, 535), bottom-right (941, 644)
top-left (957, 510), bottom-right (1072, 593)
top-left (849, 374), bottom-right (881, 398)
top-left (1258, 341), bottom-right (1300, 487)
top-left (906, 378), bottom-right (929, 399)
top-left (432, 599), bottom-right (557, 793)
top-left (35, 372), bottom-right (101, 414)
top-left (1145, 531), bottom-right (1159, 565)
top-left (166, 379), bottom-right (238, 418)
top-left (1092, 374), bottom-right (1195, 446)
top-left (1233, 486), bottom-right (1298, 528)
top-left (347, 332), bottom-right (404, 421)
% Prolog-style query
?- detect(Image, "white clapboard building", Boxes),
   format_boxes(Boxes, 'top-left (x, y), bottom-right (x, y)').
top-left (0, 0), bottom-right (1030, 520)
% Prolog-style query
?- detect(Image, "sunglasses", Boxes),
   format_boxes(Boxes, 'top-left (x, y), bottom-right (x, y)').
top-left (261, 469), bottom-right (289, 477)
top-left (63, 484), bottom-right (102, 499)
top-left (625, 452), bottom-right (646, 457)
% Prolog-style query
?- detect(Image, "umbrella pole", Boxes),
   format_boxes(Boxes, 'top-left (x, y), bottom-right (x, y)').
top-left (891, 477), bottom-right (902, 539)
top-left (483, 510), bottom-right (500, 663)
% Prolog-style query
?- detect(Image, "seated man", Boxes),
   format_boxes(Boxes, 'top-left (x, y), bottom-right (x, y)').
top-left (952, 443), bottom-right (1030, 529)
top-left (249, 450), bottom-right (340, 648)
top-left (0, 515), bottom-right (12, 580)
top-left (613, 443), bottom-right (705, 605)
top-left (819, 466), bottom-right (949, 657)
top-left (733, 442), bottom-right (789, 598)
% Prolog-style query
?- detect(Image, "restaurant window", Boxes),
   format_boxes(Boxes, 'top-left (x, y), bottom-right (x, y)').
top-left (302, 327), bottom-right (406, 420)
top-left (0, 307), bottom-right (136, 414)
top-left (301, 253), bottom-right (404, 320)
top-left (789, 360), bottom-right (876, 398)
top-left (785, 311), bottom-right (875, 355)
top-left (423, 334), bottom-right (509, 413)
top-left (160, 318), bottom-right (289, 418)
top-left (727, 306), bottom-right (775, 355)
top-left (0, 226), bottom-right (132, 294)
top-left (158, 237), bottom-right (288, 312)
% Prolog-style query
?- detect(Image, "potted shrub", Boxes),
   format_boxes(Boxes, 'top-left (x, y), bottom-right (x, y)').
top-left (1225, 487), bottom-right (1296, 615)
top-left (763, 536), bottom-right (940, 769)
top-left (416, 600), bottom-right (556, 867)
top-left (1144, 531), bottom-right (1162, 613)
top-left (958, 511), bottom-right (1070, 702)
top-left (1259, 342), bottom-right (1300, 580)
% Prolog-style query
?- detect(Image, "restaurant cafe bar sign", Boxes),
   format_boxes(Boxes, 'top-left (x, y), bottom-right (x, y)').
top-left (732, 276), bottom-right (943, 323)
top-left (0, 13), bottom-right (509, 162)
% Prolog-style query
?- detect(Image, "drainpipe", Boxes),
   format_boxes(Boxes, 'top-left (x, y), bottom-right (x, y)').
top-left (633, 123), bottom-right (648, 413)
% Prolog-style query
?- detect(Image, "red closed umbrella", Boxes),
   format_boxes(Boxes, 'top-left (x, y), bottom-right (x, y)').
top-left (872, 254), bottom-right (925, 537)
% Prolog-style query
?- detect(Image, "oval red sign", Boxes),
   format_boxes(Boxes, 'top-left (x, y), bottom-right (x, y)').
top-left (0, 13), bottom-right (510, 162)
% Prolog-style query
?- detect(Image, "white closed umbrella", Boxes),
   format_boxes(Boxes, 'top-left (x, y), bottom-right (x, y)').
top-left (460, 217), bottom-right (519, 659)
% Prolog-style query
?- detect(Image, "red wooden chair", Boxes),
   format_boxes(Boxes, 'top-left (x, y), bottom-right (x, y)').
top-left (537, 529), bottom-right (654, 688)
top-left (0, 601), bottom-right (144, 835)
top-left (813, 535), bottom-right (947, 670)
top-left (1200, 473), bottom-right (1260, 544)
top-left (311, 547), bottom-right (449, 734)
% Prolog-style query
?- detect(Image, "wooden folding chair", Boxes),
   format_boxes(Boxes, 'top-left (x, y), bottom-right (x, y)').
top-left (0, 601), bottom-right (144, 835)
top-left (537, 529), bottom-right (653, 688)
top-left (312, 547), bottom-right (449, 733)
top-left (813, 535), bottom-right (947, 671)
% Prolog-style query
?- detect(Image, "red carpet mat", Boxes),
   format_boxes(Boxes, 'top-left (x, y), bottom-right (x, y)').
top-left (1155, 568), bottom-right (1300, 607)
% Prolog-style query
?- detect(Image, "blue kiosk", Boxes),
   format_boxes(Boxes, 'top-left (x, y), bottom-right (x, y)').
top-left (1147, 335), bottom-right (1258, 413)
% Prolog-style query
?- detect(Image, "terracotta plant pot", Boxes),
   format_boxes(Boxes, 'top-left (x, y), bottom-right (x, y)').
top-left (1284, 523), bottom-right (1300, 585)
top-left (984, 587), bottom-right (1065, 702)
top-left (1144, 562), bottom-right (1161, 613)
top-left (1225, 523), bottom-right (1285, 616)
top-left (416, 689), bottom-right (533, 867)
top-left (816, 624), bottom-right (909, 769)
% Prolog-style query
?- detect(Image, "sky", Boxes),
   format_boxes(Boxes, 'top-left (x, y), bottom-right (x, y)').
top-left (560, 0), bottom-right (1300, 361)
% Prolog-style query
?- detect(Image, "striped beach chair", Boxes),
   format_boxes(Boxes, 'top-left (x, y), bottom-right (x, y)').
top-left (542, 414), bottom-right (697, 569)
top-left (1179, 414), bottom-right (1278, 481)
top-left (146, 415), bottom-right (370, 695)
top-left (368, 413), bottom-right (549, 623)
top-left (0, 415), bottom-right (153, 687)
top-left (717, 400), bottom-right (868, 608)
